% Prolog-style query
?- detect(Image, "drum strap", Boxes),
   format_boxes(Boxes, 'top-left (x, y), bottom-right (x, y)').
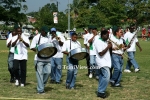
top-left (38, 34), bottom-right (42, 45)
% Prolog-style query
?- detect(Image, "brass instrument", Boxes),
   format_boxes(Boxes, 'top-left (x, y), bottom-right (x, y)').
top-left (18, 34), bottom-right (23, 42)
top-left (56, 37), bottom-right (61, 41)
top-left (108, 38), bottom-right (124, 49)
top-left (108, 38), bottom-right (128, 59)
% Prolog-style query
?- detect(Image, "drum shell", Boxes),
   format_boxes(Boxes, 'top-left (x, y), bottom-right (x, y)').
top-left (69, 48), bottom-right (89, 60)
top-left (37, 43), bottom-right (57, 59)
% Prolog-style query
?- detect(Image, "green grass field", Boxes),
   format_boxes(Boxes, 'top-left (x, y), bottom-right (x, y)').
top-left (0, 39), bottom-right (150, 100)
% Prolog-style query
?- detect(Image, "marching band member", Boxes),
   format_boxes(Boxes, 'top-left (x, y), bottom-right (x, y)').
top-left (87, 26), bottom-right (100, 79)
top-left (11, 27), bottom-right (30, 87)
top-left (62, 33), bottom-right (81, 89)
top-left (109, 28), bottom-right (126, 87)
top-left (6, 30), bottom-right (17, 83)
top-left (94, 30), bottom-right (112, 98)
top-left (50, 28), bottom-right (65, 84)
top-left (83, 26), bottom-right (92, 76)
top-left (30, 26), bottom-right (51, 94)
top-left (123, 26), bottom-right (142, 73)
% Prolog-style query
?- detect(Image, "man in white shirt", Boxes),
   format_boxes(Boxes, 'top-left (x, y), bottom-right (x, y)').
top-left (11, 27), bottom-right (30, 87)
top-left (6, 30), bottom-right (17, 83)
top-left (109, 28), bottom-right (127, 87)
top-left (87, 26), bottom-right (100, 79)
top-left (83, 26), bottom-right (92, 76)
top-left (94, 30), bottom-right (112, 99)
top-left (30, 26), bottom-right (52, 94)
top-left (124, 26), bottom-right (142, 73)
top-left (50, 28), bottom-right (65, 84)
top-left (62, 33), bottom-right (81, 89)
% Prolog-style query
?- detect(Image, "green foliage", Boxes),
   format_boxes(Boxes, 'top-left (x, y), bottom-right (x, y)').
top-left (32, 3), bottom-right (70, 32)
top-left (0, 0), bottom-right (27, 23)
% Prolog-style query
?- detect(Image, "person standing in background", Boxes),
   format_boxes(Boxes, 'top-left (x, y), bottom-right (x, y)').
top-left (87, 26), bottom-right (100, 79)
top-left (6, 30), bottom-right (17, 83)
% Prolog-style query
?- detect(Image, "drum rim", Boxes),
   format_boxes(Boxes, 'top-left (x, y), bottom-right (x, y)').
top-left (70, 52), bottom-right (89, 60)
top-left (37, 47), bottom-right (57, 59)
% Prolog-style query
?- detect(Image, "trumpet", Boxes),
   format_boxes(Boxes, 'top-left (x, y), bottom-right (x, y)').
top-left (19, 37), bottom-right (23, 42)
top-left (56, 37), bottom-right (61, 41)
top-left (18, 34), bottom-right (23, 42)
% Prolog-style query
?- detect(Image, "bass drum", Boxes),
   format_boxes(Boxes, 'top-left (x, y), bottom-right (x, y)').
top-left (69, 48), bottom-right (89, 60)
top-left (37, 43), bottom-right (57, 59)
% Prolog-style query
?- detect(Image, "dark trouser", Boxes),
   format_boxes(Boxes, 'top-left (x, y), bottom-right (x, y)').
top-left (86, 55), bottom-right (90, 75)
top-left (13, 60), bottom-right (27, 84)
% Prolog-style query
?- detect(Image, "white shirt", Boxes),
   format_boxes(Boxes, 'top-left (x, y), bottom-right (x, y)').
top-left (11, 34), bottom-right (30, 60)
top-left (52, 35), bottom-right (65, 58)
top-left (110, 34), bottom-right (124, 54)
top-left (87, 34), bottom-right (100, 55)
top-left (6, 34), bottom-right (15, 53)
top-left (94, 38), bottom-right (111, 68)
top-left (30, 34), bottom-right (52, 62)
top-left (123, 32), bottom-right (138, 52)
top-left (62, 39), bottom-right (81, 53)
top-left (83, 33), bottom-right (90, 45)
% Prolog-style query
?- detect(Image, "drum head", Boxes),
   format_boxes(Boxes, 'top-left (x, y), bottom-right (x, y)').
top-left (71, 52), bottom-right (89, 60)
top-left (37, 47), bottom-right (57, 59)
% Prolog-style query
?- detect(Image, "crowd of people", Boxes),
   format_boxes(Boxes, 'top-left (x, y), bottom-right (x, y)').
top-left (6, 25), bottom-right (142, 98)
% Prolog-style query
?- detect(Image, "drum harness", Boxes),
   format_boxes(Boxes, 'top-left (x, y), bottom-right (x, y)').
top-left (69, 39), bottom-right (81, 69)
top-left (35, 34), bottom-right (50, 85)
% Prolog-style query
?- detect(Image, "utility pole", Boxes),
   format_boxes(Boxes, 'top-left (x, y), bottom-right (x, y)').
top-left (68, 0), bottom-right (70, 39)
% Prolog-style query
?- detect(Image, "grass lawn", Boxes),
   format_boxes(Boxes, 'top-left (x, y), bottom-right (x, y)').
top-left (0, 38), bottom-right (150, 100)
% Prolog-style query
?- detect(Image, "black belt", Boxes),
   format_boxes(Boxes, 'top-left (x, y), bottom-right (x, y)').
top-left (112, 53), bottom-right (122, 56)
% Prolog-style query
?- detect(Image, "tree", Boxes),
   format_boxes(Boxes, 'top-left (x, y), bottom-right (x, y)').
top-left (33, 3), bottom-right (68, 32)
top-left (0, 0), bottom-right (27, 24)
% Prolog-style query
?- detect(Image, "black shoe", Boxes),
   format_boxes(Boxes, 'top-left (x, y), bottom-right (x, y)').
top-left (10, 77), bottom-right (15, 83)
top-left (66, 84), bottom-right (70, 89)
top-left (50, 80), bottom-right (55, 84)
top-left (110, 81), bottom-right (115, 87)
top-left (97, 92), bottom-right (107, 98)
top-left (56, 82), bottom-right (60, 84)
top-left (37, 91), bottom-right (45, 94)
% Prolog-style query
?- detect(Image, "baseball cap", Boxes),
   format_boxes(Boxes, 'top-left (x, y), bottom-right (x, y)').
top-left (51, 28), bottom-right (56, 32)
top-left (41, 26), bottom-right (49, 33)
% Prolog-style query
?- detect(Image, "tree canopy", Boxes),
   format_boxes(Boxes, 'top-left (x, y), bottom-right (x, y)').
top-left (0, 0), bottom-right (27, 24)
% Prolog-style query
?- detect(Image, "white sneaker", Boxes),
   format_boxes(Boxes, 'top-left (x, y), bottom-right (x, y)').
top-left (20, 84), bottom-right (24, 87)
top-left (15, 80), bottom-right (19, 86)
top-left (124, 69), bottom-right (131, 73)
top-left (89, 73), bottom-right (93, 78)
top-left (96, 76), bottom-right (99, 80)
top-left (135, 68), bottom-right (140, 72)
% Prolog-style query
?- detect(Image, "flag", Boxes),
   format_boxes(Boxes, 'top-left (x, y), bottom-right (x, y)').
top-left (14, 46), bottom-right (18, 54)
top-left (126, 38), bottom-right (129, 45)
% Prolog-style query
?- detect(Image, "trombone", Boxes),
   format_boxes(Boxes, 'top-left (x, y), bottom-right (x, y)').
top-left (108, 38), bottom-right (128, 59)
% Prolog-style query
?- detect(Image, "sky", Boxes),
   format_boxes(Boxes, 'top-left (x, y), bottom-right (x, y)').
top-left (22, 0), bottom-right (73, 13)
